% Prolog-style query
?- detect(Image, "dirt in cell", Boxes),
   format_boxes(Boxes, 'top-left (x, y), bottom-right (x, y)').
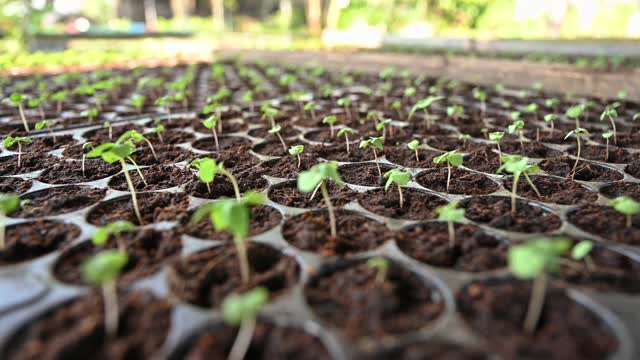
top-left (0, 220), bottom-right (81, 266)
top-left (13, 185), bottom-right (106, 218)
top-left (0, 176), bottom-right (32, 194)
top-left (87, 192), bottom-right (189, 226)
top-left (358, 187), bottom-right (447, 220)
top-left (181, 205), bottom-right (282, 241)
top-left (37, 159), bottom-right (121, 184)
top-left (567, 205), bottom-right (640, 245)
top-left (502, 175), bottom-right (599, 205)
top-left (108, 165), bottom-right (192, 191)
top-left (338, 163), bottom-right (396, 187)
top-left (539, 157), bottom-right (624, 182)
top-left (462, 196), bottom-right (562, 233)
top-left (415, 167), bottom-right (499, 195)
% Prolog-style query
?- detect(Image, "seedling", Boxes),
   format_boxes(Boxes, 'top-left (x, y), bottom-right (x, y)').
top-left (288, 145), bottom-right (305, 168)
top-left (222, 287), bottom-right (269, 360)
top-left (322, 115), bottom-right (338, 137)
top-left (3, 93), bottom-right (29, 132)
top-left (379, 67), bottom-right (395, 81)
top-left (446, 105), bottom-right (464, 121)
top-left (269, 124), bottom-right (287, 152)
top-left (565, 104), bottom-right (585, 129)
top-left (27, 96), bottom-right (45, 121)
top-left (524, 103), bottom-right (539, 121)
top-left (602, 132), bottom-right (613, 162)
top-left (600, 104), bottom-right (618, 145)
top-left (472, 88), bottom-right (488, 116)
top-left (498, 155), bottom-right (542, 216)
top-left (261, 104), bottom-right (279, 127)
top-left (458, 134), bottom-right (472, 147)
top-left (545, 98), bottom-right (560, 113)
top-left (367, 257), bottom-right (389, 284)
top-left (150, 121), bottom-right (166, 144)
top-left (0, 193), bottom-right (20, 250)
top-left (118, 130), bottom-right (158, 162)
top-left (81, 142), bottom-right (94, 177)
top-left (303, 101), bottom-right (316, 122)
top-left (383, 169), bottom-right (411, 208)
top-left (130, 94), bottom-right (146, 114)
top-left (35, 120), bottom-right (56, 142)
top-left (509, 237), bottom-right (572, 334)
top-left (337, 97), bottom-right (353, 120)
top-left (408, 96), bottom-right (444, 130)
top-left (404, 86), bottom-right (417, 99)
top-left (407, 139), bottom-right (421, 162)
top-left (433, 150), bottom-right (463, 193)
top-left (337, 127), bottom-right (357, 155)
top-left (436, 201), bottom-right (465, 247)
top-left (190, 157), bottom-right (241, 199)
top-left (359, 137), bottom-right (385, 177)
top-left (564, 128), bottom-right (590, 180)
top-left (81, 250), bottom-right (129, 338)
top-left (92, 221), bottom-right (137, 252)
top-left (202, 114), bottom-right (221, 151)
top-left (3, 136), bottom-right (32, 168)
top-left (51, 90), bottom-right (68, 113)
top-left (81, 108), bottom-right (100, 123)
top-left (391, 100), bottom-right (403, 118)
top-left (489, 131), bottom-right (505, 166)
top-left (154, 95), bottom-right (173, 115)
top-left (242, 91), bottom-right (254, 113)
top-left (571, 240), bottom-right (596, 272)
top-left (298, 162), bottom-right (344, 238)
top-left (609, 196), bottom-right (640, 228)
top-left (192, 191), bottom-right (266, 284)
top-left (508, 119), bottom-right (526, 149)
top-left (543, 114), bottom-right (557, 134)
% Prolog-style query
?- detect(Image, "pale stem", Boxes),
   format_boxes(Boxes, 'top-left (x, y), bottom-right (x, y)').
top-left (605, 138), bottom-right (609, 162)
top-left (447, 221), bottom-right (455, 248)
top-left (345, 105), bottom-right (351, 120)
top-left (120, 159), bottom-right (143, 224)
top-left (17, 143), bottom-right (22, 168)
top-left (57, 100), bottom-right (62, 113)
top-left (424, 109), bottom-right (431, 130)
top-left (511, 173), bottom-right (520, 216)
top-left (329, 124), bottom-right (334, 137)
top-left (518, 131), bottom-right (524, 150)
top-left (414, 149), bottom-right (419, 162)
top-left (127, 157), bottom-right (148, 187)
top-left (345, 135), bottom-right (350, 155)
top-left (496, 142), bottom-right (502, 167)
top-left (309, 182), bottom-right (321, 201)
top-left (374, 267), bottom-right (387, 284)
top-left (446, 162), bottom-right (452, 193)
top-left (524, 273), bottom-right (547, 334)
top-left (609, 116), bottom-right (617, 145)
top-left (82, 154), bottom-right (86, 177)
top-left (38, 105), bottom-right (45, 121)
top-left (373, 149), bottom-right (381, 177)
top-left (102, 279), bottom-right (119, 339)
top-left (321, 181), bottom-right (337, 238)
top-left (536, 128), bottom-right (540, 142)
top-left (206, 182), bottom-right (212, 194)
top-left (311, 108), bottom-right (316, 122)
top-left (212, 127), bottom-right (220, 151)
top-left (276, 132), bottom-right (287, 152)
top-left (234, 235), bottom-right (250, 285)
top-left (0, 212), bottom-right (5, 250)
top-left (397, 184), bottom-right (404, 208)
top-left (570, 136), bottom-right (581, 180)
top-left (523, 173), bottom-right (542, 198)
top-left (221, 169), bottom-right (242, 200)
top-left (108, 125), bottom-right (112, 140)
top-left (227, 317), bottom-right (256, 360)
top-left (584, 255), bottom-right (597, 272)
top-left (158, 131), bottom-right (164, 144)
top-left (296, 154), bottom-right (301, 168)
top-left (144, 139), bottom-right (158, 162)
top-left (18, 103), bottom-right (29, 132)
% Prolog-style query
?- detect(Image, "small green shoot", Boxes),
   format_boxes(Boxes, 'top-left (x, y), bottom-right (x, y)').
top-left (383, 169), bottom-right (411, 208)
top-left (407, 139), bottom-right (421, 162)
top-left (571, 240), bottom-right (596, 272)
top-left (336, 127), bottom-right (357, 155)
top-left (600, 104), bottom-right (619, 145)
top-left (298, 162), bottom-right (343, 238)
top-left (222, 287), bottom-right (269, 360)
top-left (322, 115), bottom-right (338, 138)
top-left (472, 88), bottom-right (488, 115)
top-left (367, 257), bottom-right (389, 284)
top-left (336, 97), bottom-right (353, 120)
top-left (0, 193), bottom-right (20, 250)
top-left (3, 136), bottom-right (32, 168)
top-left (35, 120), bottom-right (56, 143)
top-left (543, 114), bottom-right (557, 134)
top-left (608, 196), bottom-right (640, 228)
top-left (508, 119), bottom-right (526, 149)
top-left (436, 201), bottom-right (465, 247)
top-left (433, 150), bottom-right (463, 193)
top-left (288, 145), bottom-right (305, 168)
top-left (92, 221), bottom-right (137, 252)
top-left (303, 101), bottom-right (316, 121)
top-left (564, 128), bottom-right (590, 180)
top-left (118, 130), bottom-right (158, 162)
top-left (202, 113), bottom-right (221, 151)
top-left (446, 105), bottom-right (464, 120)
top-left (565, 104), bottom-right (585, 129)
top-left (269, 124), bottom-right (287, 152)
top-left (3, 93), bottom-right (29, 132)
top-left (261, 104), bottom-right (279, 127)
top-left (359, 136), bottom-right (385, 177)
top-left (489, 131), bottom-right (505, 166)
top-left (602, 131), bottom-right (613, 162)
top-left (189, 157), bottom-right (241, 199)
top-left (130, 94), bottom-right (146, 114)
top-left (408, 96), bottom-right (444, 130)
top-left (498, 155), bottom-right (542, 216)
top-left (81, 107), bottom-right (100, 123)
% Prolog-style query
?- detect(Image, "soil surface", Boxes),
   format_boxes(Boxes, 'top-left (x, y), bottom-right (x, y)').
top-left (338, 163), bottom-right (396, 187)
top-left (13, 185), bottom-right (106, 218)
top-left (502, 175), bottom-right (598, 205)
top-left (0, 153), bottom-right (57, 175)
top-left (181, 205), bottom-right (282, 241)
top-left (0, 176), bottom-right (32, 194)
top-left (415, 167), bottom-right (499, 195)
top-left (268, 180), bottom-right (355, 209)
top-left (462, 196), bottom-right (562, 233)
top-left (357, 341), bottom-right (490, 360)
top-left (358, 187), bottom-right (447, 220)
top-left (87, 192), bottom-right (189, 226)
top-left (0, 220), bottom-right (80, 266)
top-left (539, 157), bottom-right (624, 182)
top-left (599, 181), bottom-right (640, 201)
top-left (568, 205), bottom-right (640, 245)
top-left (37, 159), bottom-right (121, 184)
top-left (108, 165), bottom-right (192, 191)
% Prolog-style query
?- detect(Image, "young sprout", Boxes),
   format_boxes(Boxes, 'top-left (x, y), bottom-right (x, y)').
top-left (545, 98), bottom-right (560, 113)
top-left (446, 105), bottom-right (464, 121)
top-left (269, 124), bottom-right (287, 152)
top-left (150, 121), bottom-right (166, 144)
top-left (118, 130), bottom-right (158, 162)
top-left (404, 86), bottom-right (417, 99)
top-left (391, 100), bottom-right (403, 118)
top-left (571, 240), bottom-right (596, 272)
top-left (81, 142), bottom-right (94, 177)
top-left (336, 97), bottom-right (353, 120)
top-left (564, 128), bottom-right (590, 180)
top-left (92, 220), bottom-right (137, 252)
top-left (51, 90), bottom-right (68, 113)
top-left (154, 95), bottom-right (173, 115)
top-left (565, 104), bottom-right (585, 129)
top-left (242, 91), bottom-right (254, 113)
top-left (524, 103), bottom-right (539, 121)
top-left (509, 237), bottom-right (572, 334)
top-left (35, 120), bottom-right (56, 143)
top-left (191, 157), bottom-right (241, 199)
top-left (376, 119), bottom-right (393, 139)
top-left (489, 131), bottom-right (505, 166)
top-left (472, 88), bottom-right (488, 116)
top-left (602, 132), bottom-right (613, 162)
top-left (359, 136), bottom-right (385, 177)
top-left (222, 287), bottom-right (269, 360)
top-left (436, 201), bottom-right (465, 247)
top-left (3, 136), bottom-right (32, 168)
top-left (192, 191), bottom-right (266, 284)
top-left (600, 104), bottom-right (618, 145)
top-left (0, 193), bottom-right (20, 250)
top-left (458, 134), bottom-right (472, 147)
top-left (408, 96), bottom-right (444, 130)
top-left (367, 257), bottom-right (389, 284)
top-left (608, 196), bottom-right (640, 228)
top-left (3, 93), bottom-right (29, 132)
top-left (87, 142), bottom-right (143, 224)
top-left (383, 169), bottom-right (411, 208)
top-left (336, 127), bottom-right (357, 155)
top-left (322, 115), bottom-right (338, 138)
top-left (81, 108), bottom-right (100, 123)
top-left (130, 94), bottom-right (146, 114)
top-left (303, 101), bottom-right (316, 122)
top-left (261, 104), bottom-right (279, 127)
top-left (27, 96), bottom-right (45, 121)
top-left (498, 155), bottom-right (542, 216)
top-left (433, 150), bottom-right (463, 193)
top-left (298, 162), bottom-right (344, 238)
top-left (101, 120), bottom-right (113, 140)
top-left (379, 67), bottom-right (395, 81)
top-left (407, 139), bottom-right (421, 162)
top-left (543, 114), bottom-right (557, 134)
top-left (508, 119), bottom-right (526, 149)
top-left (81, 250), bottom-right (129, 338)
top-left (202, 113), bottom-right (221, 151)
top-left (288, 145), bottom-right (305, 168)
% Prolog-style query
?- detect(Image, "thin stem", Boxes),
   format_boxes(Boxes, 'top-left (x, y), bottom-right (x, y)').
top-left (511, 173), bottom-right (520, 217)
top-left (221, 169), bottom-right (242, 200)
top-left (309, 182), bottom-right (321, 201)
top-left (609, 116), bottom-right (617, 145)
top-left (82, 154), bottom-right (86, 177)
top-left (18, 103), bottom-right (29, 132)
top-left (397, 184), bottom-right (404, 208)
top-left (321, 181), bottom-right (337, 238)
top-left (212, 128), bottom-right (220, 151)
top-left (17, 143), bottom-right (22, 168)
top-left (414, 149), bottom-right (419, 162)
top-left (523, 173), bottom-right (542, 198)
top-left (0, 212), bottom-right (5, 250)
top-left (126, 157), bottom-right (148, 187)
top-left (206, 182), bottom-right (212, 194)
top-left (144, 139), bottom-right (158, 162)
top-left (345, 135), bottom-right (350, 155)
top-left (570, 136), bottom-right (581, 180)
top-left (102, 280), bottom-right (119, 339)
top-left (446, 162), bottom-right (451, 193)
top-left (296, 154), bottom-right (301, 169)
top-left (329, 124), bottom-right (334, 138)
top-left (373, 149), bottom-right (381, 177)
top-left (375, 267), bottom-right (387, 284)
top-left (496, 142), bottom-right (502, 167)
top-left (524, 273), bottom-right (547, 334)
top-left (121, 159), bottom-right (143, 224)
top-left (447, 221), bottom-right (455, 248)
top-left (605, 139), bottom-right (609, 162)
top-left (234, 235), bottom-right (250, 285)
top-left (158, 131), bottom-right (164, 144)
top-left (108, 125), bottom-right (112, 140)
top-left (227, 317), bottom-right (256, 360)
top-left (276, 133), bottom-right (287, 152)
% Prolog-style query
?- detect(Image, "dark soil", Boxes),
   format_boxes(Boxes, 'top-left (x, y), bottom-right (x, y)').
top-left (599, 181), bottom-right (640, 201)
top-left (282, 210), bottom-right (390, 256)
top-left (82, 124), bottom-right (145, 142)
top-left (249, 124), bottom-right (301, 139)
top-left (415, 167), bottom-right (499, 195)
top-left (383, 145), bottom-right (441, 168)
top-left (108, 165), bottom-right (192, 191)
top-left (0, 176), bottom-right (32, 194)
top-left (164, 117), bottom-right (247, 133)
top-left (338, 163), bottom-right (396, 187)
top-left (305, 259), bottom-right (445, 340)
top-left (567, 144), bottom-right (636, 164)
top-left (625, 159), bottom-right (640, 179)
top-left (251, 140), bottom-right (291, 157)
top-left (87, 192), bottom-right (189, 226)
top-left (426, 137), bottom-right (477, 152)
top-left (184, 168), bottom-right (268, 199)
top-left (24, 135), bottom-right (75, 153)
top-left (0, 220), bottom-right (80, 266)
top-left (500, 141), bottom-right (563, 158)
top-left (145, 130), bottom-right (195, 145)
top-left (502, 175), bottom-right (598, 205)
top-left (463, 146), bottom-right (501, 174)
top-left (267, 180), bottom-right (355, 209)
top-left (207, 146), bottom-right (261, 172)
top-left (37, 159), bottom-right (121, 184)
top-left (0, 153), bottom-right (57, 175)
top-left (168, 243), bottom-right (299, 308)
top-left (358, 187), bottom-right (447, 220)
top-left (456, 278), bottom-right (618, 360)
top-left (539, 157), bottom-right (624, 182)
top-left (181, 205), bottom-right (282, 241)
top-left (396, 222), bottom-right (507, 272)
top-left (357, 341), bottom-right (490, 360)
top-left (462, 196), bottom-right (562, 233)
top-left (129, 145), bottom-right (195, 166)
top-left (13, 185), bottom-right (106, 218)
top-left (567, 205), bottom-right (640, 245)
top-left (256, 155), bottom-right (318, 178)
top-left (3, 290), bottom-right (171, 360)
top-left (311, 144), bottom-right (375, 162)
top-left (192, 136), bottom-right (252, 152)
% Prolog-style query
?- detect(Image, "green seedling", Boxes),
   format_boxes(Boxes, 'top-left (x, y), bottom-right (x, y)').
top-left (303, 101), bottom-right (316, 122)
top-left (3, 93), bottom-right (29, 132)
top-left (489, 132), bottom-right (505, 166)
top-left (565, 104), bottom-right (585, 129)
top-left (337, 127), bottom-right (357, 155)
top-left (472, 88), bottom-right (488, 116)
top-left (447, 105), bottom-right (464, 121)
top-left (0, 193), bottom-right (20, 250)
top-left (81, 142), bottom-right (94, 177)
top-left (384, 169), bottom-right (411, 208)
top-left (27, 96), bottom-right (45, 121)
top-left (404, 86), bottom-right (417, 99)
top-left (81, 108), bottom-right (100, 123)
top-left (154, 95), bottom-right (173, 115)
top-left (564, 128), bottom-right (590, 180)
top-left (3, 136), bottom-right (31, 168)
top-left (524, 103), bottom-right (539, 121)
top-left (509, 237), bottom-right (572, 334)
top-left (82, 250), bottom-right (129, 338)
top-left (322, 115), bottom-right (338, 138)
top-left (269, 124), bottom-right (287, 152)
top-left (51, 90), bottom-right (68, 113)
top-left (130, 94), bottom-right (145, 114)
top-left (102, 120), bottom-right (113, 140)
top-left (379, 67), bottom-right (395, 81)
top-left (150, 120), bottom-right (166, 144)
top-left (242, 91), bottom-right (254, 113)
top-left (118, 130), bottom-right (158, 162)
top-left (609, 196), bottom-right (640, 228)
top-left (376, 119), bottom-right (393, 139)
top-left (458, 134), bottom-right (472, 148)
top-left (92, 221), bottom-right (136, 252)
top-left (545, 98), bottom-right (560, 113)
top-left (359, 137), bottom-right (385, 177)
top-left (433, 150), bottom-right (463, 193)
top-left (298, 162), bottom-right (343, 238)
top-left (35, 120), bottom-right (56, 143)
top-left (543, 114), bottom-right (557, 134)
top-left (279, 73), bottom-right (297, 88)
top-left (288, 145), bottom-right (305, 168)
top-left (222, 287), bottom-right (269, 360)
top-left (261, 104), bottom-right (279, 128)
top-left (571, 240), bottom-right (596, 272)
top-left (508, 119), bottom-right (526, 150)
top-left (602, 132), bottom-right (613, 162)
top-left (408, 96), bottom-right (444, 130)
top-left (189, 157), bottom-right (241, 199)
top-left (407, 139), bottom-right (421, 162)
top-left (391, 100), bottom-right (403, 118)
top-left (436, 201), bottom-right (465, 247)
top-left (367, 257), bottom-right (389, 284)
top-left (498, 155), bottom-right (542, 216)
top-left (192, 191), bottom-right (266, 284)
top-left (600, 104), bottom-right (618, 145)
top-left (366, 111), bottom-right (381, 125)
top-left (337, 97), bottom-right (353, 120)
top-left (202, 113), bottom-right (221, 151)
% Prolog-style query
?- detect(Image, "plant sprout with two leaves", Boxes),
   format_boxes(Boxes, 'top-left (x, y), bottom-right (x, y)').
top-left (242, 91), bottom-right (254, 113)
top-left (3, 136), bottom-right (32, 168)
top-left (154, 95), bottom-right (173, 115)
top-left (337, 97), bottom-right (353, 120)
top-left (2, 93), bottom-right (29, 132)
top-left (0, 193), bottom-right (20, 250)
top-left (498, 155), bottom-right (542, 216)
top-left (564, 128), bottom-right (590, 180)
top-left (524, 103), bottom-right (539, 121)
top-left (433, 150), bottom-right (463, 193)
top-left (269, 124), bottom-right (287, 152)
top-left (35, 120), bottom-right (56, 143)
top-left (92, 220), bottom-right (137, 252)
top-left (322, 115), bottom-right (338, 138)
top-left (118, 130), bottom-right (158, 162)
top-left (51, 90), bottom-right (68, 113)
top-left (359, 136), bottom-right (385, 177)
top-left (297, 162), bottom-right (344, 238)
top-left (192, 191), bottom-right (266, 284)
top-left (571, 240), bottom-right (596, 272)
top-left (436, 201), bottom-right (465, 247)
top-left (130, 94), bottom-right (146, 114)
top-left (391, 100), bottom-right (403, 118)
top-left (376, 119), bottom-right (393, 139)
top-left (407, 139), bottom-right (422, 162)
top-left (408, 96), bottom-right (444, 130)
top-left (508, 117), bottom-right (525, 150)
top-left (472, 88), bottom-right (488, 116)
top-left (489, 131), bottom-right (505, 166)
top-left (367, 257), bottom-right (389, 284)
top-left (600, 103), bottom-right (618, 145)
top-left (261, 104), bottom-right (279, 128)
top-left (81, 107), bottom-right (100, 123)
top-left (565, 104), bottom-right (585, 129)
top-left (608, 196), bottom-right (640, 228)
top-left (602, 132), bottom-right (613, 162)
top-left (222, 287), bottom-right (269, 360)
top-left (383, 169), bottom-right (411, 208)
top-left (288, 145), bottom-right (305, 168)
top-left (27, 96), bottom-right (45, 121)
top-left (303, 101), bottom-right (316, 122)
top-left (81, 249), bottom-right (129, 338)
top-left (543, 114), bottom-right (557, 135)
top-left (446, 105), bottom-right (465, 121)
top-left (337, 127), bottom-right (357, 155)
top-left (150, 120), bottom-right (166, 144)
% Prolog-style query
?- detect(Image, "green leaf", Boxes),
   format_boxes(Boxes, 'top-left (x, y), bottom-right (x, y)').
top-left (367, 257), bottom-right (389, 270)
top-left (489, 132), bottom-right (504, 142)
top-left (288, 145), bottom-right (304, 155)
top-left (433, 150), bottom-right (463, 167)
top-left (86, 142), bottom-right (135, 163)
top-left (337, 127), bottom-right (356, 137)
top-left (190, 157), bottom-right (218, 184)
top-left (0, 193), bottom-right (20, 214)
top-left (571, 241), bottom-right (594, 260)
top-left (211, 200), bottom-right (249, 239)
top-left (222, 287), bottom-right (269, 326)
top-left (609, 196), bottom-right (640, 216)
top-left (408, 96), bottom-right (444, 120)
top-left (508, 244), bottom-right (547, 279)
top-left (407, 139), bottom-right (420, 150)
top-left (322, 115), bottom-right (337, 125)
top-left (81, 250), bottom-right (129, 285)
top-left (436, 201), bottom-right (465, 223)
top-left (508, 120), bottom-right (525, 134)
top-left (383, 169), bottom-right (411, 191)
top-left (269, 124), bottom-right (282, 134)
top-left (297, 162), bottom-right (342, 193)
